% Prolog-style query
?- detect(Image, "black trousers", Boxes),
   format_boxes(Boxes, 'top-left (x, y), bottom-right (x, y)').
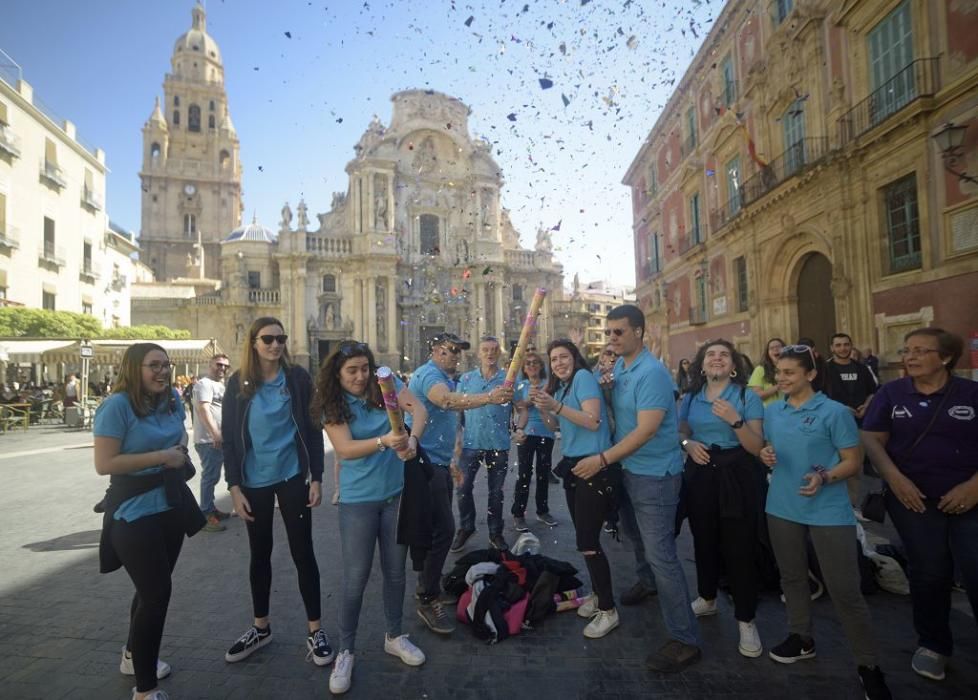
top-left (511, 436), bottom-right (555, 517)
top-left (418, 466), bottom-right (456, 601)
top-left (111, 508), bottom-right (185, 693)
top-left (242, 473), bottom-right (321, 621)
top-left (684, 448), bottom-right (760, 622)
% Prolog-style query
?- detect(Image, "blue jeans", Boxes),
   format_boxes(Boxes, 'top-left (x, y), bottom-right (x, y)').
top-left (621, 470), bottom-right (700, 647)
top-left (338, 495), bottom-right (407, 652)
top-left (194, 443), bottom-right (224, 515)
top-left (886, 491), bottom-right (978, 657)
top-left (457, 448), bottom-right (509, 536)
top-left (617, 479), bottom-right (657, 591)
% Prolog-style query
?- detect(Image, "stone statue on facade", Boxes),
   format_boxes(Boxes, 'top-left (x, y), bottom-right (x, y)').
top-left (412, 136), bottom-right (437, 176)
top-left (280, 202), bottom-right (293, 230)
top-left (296, 199), bottom-right (309, 231)
top-left (374, 174), bottom-right (389, 230)
top-left (535, 226), bottom-right (553, 253)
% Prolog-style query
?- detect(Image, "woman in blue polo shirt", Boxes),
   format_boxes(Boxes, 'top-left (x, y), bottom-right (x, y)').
top-left (678, 340), bottom-right (764, 658)
top-left (533, 339), bottom-right (618, 640)
top-left (94, 343), bottom-right (203, 700)
top-left (512, 350), bottom-right (558, 531)
top-left (315, 341), bottom-right (429, 694)
top-left (862, 328), bottom-right (978, 683)
top-left (760, 345), bottom-right (890, 700)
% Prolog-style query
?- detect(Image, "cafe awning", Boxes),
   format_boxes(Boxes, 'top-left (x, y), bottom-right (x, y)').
top-left (0, 339), bottom-right (77, 363)
top-left (0, 338), bottom-right (225, 365)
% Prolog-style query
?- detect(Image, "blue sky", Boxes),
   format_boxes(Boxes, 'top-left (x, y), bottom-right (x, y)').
top-left (0, 0), bottom-right (716, 286)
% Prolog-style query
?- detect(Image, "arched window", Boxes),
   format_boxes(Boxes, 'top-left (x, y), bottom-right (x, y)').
top-left (172, 110), bottom-right (180, 126)
top-left (419, 214), bottom-right (439, 255)
top-left (322, 274), bottom-right (337, 293)
top-left (173, 96), bottom-right (180, 107)
top-left (188, 104), bottom-right (201, 132)
top-left (209, 100), bottom-right (215, 111)
top-left (208, 114), bottom-right (215, 129)
top-left (150, 142), bottom-right (161, 162)
top-left (184, 213), bottom-right (197, 238)
top-left (219, 149), bottom-right (230, 170)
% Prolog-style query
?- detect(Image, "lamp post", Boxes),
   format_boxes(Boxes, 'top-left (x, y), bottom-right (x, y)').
top-left (932, 122), bottom-right (977, 185)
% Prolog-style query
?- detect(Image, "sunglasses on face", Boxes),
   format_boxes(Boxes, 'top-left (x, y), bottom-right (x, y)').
top-left (438, 344), bottom-right (462, 355)
top-left (142, 362), bottom-right (173, 373)
top-left (524, 360), bottom-right (542, 366)
top-left (258, 334), bottom-right (288, 346)
top-left (339, 341), bottom-right (369, 356)
top-left (603, 328), bottom-right (627, 337)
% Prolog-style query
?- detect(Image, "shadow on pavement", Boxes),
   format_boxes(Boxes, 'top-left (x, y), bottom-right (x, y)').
top-left (22, 529), bottom-right (101, 552)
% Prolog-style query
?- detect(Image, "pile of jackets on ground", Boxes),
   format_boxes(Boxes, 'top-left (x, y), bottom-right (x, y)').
top-left (441, 548), bottom-right (584, 644)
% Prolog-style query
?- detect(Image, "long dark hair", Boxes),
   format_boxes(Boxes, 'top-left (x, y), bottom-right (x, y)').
top-left (761, 337), bottom-right (785, 384)
top-left (238, 316), bottom-right (291, 399)
top-left (545, 339), bottom-right (590, 396)
top-left (686, 339), bottom-right (750, 397)
top-left (313, 341), bottom-right (384, 425)
top-left (111, 343), bottom-right (176, 418)
top-left (779, 344), bottom-right (826, 393)
top-left (675, 358), bottom-right (691, 392)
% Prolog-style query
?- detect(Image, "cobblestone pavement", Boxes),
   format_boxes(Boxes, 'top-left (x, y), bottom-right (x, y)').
top-left (0, 424), bottom-right (975, 699)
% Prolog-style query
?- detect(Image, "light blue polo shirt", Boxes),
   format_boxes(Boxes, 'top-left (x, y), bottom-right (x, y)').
top-left (611, 349), bottom-right (683, 476)
top-left (680, 383), bottom-right (763, 449)
top-left (459, 367), bottom-right (511, 451)
top-left (764, 392), bottom-right (859, 526)
top-left (514, 377), bottom-right (555, 439)
top-left (555, 369), bottom-right (611, 458)
top-left (408, 359), bottom-right (459, 466)
top-left (339, 377), bottom-right (405, 504)
top-left (94, 389), bottom-right (186, 523)
top-left (243, 368), bottom-right (300, 488)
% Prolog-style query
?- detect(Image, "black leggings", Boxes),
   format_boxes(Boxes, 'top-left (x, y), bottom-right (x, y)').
top-left (243, 473), bottom-right (321, 621)
top-left (559, 456), bottom-right (621, 612)
top-left (511, 436), bottom-right (555, 517)
top-left (111, 508), bottom-right (185, 693)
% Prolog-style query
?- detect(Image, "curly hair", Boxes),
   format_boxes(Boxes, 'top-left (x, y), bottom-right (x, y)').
top-left (312, 341), bottom-right (384, 426)
top-left (686, 339), bottom-right (750, 397)
top-left (760, 337), bottom-right (786, 385)
top-left (545, 339), bottom-right (591, 396)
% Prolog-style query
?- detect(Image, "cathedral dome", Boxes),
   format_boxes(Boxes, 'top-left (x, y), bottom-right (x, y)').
top-left (224, 217), bottom-right (276, 244)
top-left (173, 4), bottom-right (222, 64)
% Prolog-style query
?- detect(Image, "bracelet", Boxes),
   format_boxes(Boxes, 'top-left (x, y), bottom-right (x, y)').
top-left (812, 465), bottom-right (829, 485)
top-left (555, 402), bottom-right (564, 415)
top-left (598, 452), bottom-right (608, 469)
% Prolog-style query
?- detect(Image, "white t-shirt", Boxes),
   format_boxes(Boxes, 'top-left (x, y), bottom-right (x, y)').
top-left (192, 376), bottom-right (225, 445)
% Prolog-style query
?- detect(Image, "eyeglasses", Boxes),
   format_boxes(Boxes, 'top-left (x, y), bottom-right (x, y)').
top-left (603, 328), bottom-right (627, 337)
top-left (897, 347), bottom-right (940, 358)
top-left (258, 334), bottom-right (289, 346)
top-left (215, 362), bottom-right (230, 369)
top-left (524, 360), bottom-right (542, 366)
top-left (339, 341), bottom-right (369, 356)
top-left (142, 362), bottom-right (173, 373)
top-left (437, 344), bottom-right (462, 355)
top-left (781, 344), bottom-right (816, 364)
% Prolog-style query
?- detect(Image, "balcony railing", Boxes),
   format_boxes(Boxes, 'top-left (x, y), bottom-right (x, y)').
top-left (306, 236), bottom-right (353, 257)
top-left (0, 225), bottom-right (19, 251)
top-left (0, 123), bottom-right (22, 158)
top-left (79, 261), bottom-right (99, 283)
top-left (710, 197), bottom-right (743, 234)
top-left (689, 306), bottom-right (708, 325)
top-left (740, 137), bottom-right (829, 207)
top-left (81, 186), bottom-right (103, 211)
top-left (248, 288), bottom-right (281, 305)
top-left (39, 244), bottom-right (66, 268)
top-left (39, 159), bottom-right (68, 189)
top-left (679, 231), bottom-right (704, 255)
top-left (505, 249), bottom-right (538, 269)
top-left (193, 293), bottom-right (221, 306)
top-left (838, 58), bottom-right (939, 146)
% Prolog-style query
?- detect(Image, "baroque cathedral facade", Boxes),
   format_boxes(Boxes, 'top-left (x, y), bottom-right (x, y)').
top-left (133, 4), bottom-right (565, 371)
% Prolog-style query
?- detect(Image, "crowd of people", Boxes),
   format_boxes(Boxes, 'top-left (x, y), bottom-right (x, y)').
top-left (90, 309), bottom-right (977, 700)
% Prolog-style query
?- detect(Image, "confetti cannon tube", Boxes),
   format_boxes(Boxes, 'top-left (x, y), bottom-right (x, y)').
top-left (504, 287), bottom-right (547, 388)
top-left (376, 366), bottom-right (405, 434)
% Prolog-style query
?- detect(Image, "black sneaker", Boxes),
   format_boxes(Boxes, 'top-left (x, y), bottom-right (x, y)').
top-left (768, 634), bottom-right (816, 664)
top-left (449, 529), bottom-right (475, 553)
top-left (225, 625), bottom-right (272, 663)
top-left (417, 599), bottom-right (456, 634)
top-left (489, 534), bottom-right (509, 551)
top-left (858, 665), bottom-right (892, 700)
top-left (646, 639), bottom-right (702, 673)
top-left (306, 628), bottom-right (335, 666)
top-left (620, 580), bottom-right (657, 606)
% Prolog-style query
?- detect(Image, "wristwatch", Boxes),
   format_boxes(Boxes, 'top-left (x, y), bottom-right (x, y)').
top-left (681, 438), bottom-right (690, 449)
top-left (376, 437), bottom-right (386, 452)
top-left (731, 419), bottom-right (745, 429)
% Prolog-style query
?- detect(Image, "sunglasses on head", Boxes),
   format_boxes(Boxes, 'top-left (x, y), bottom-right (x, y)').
top-left (781, 344), bottom-right (816, 363)
top-left (603, 328), bottom-right (628, 337)
top-left (339, 341), bottom-right (369, 356)
top-left (258, 334), bottom-right (288, 346)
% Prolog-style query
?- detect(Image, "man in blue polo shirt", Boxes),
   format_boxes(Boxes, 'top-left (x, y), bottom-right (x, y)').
top-left (409, 332), bottom-right (512, 635)
top-left (575, 304), bottom-right (701, 673)
top-left (452, 336), bottom-right (515, 552)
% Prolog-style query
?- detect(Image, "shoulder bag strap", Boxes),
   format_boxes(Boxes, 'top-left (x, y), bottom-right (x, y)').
top-left (905, 379), bottom-right (954, 457)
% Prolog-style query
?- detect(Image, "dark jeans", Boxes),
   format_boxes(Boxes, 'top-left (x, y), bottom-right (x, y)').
top-left (242, 473), bottom-right (321, 621)
top-left (111, 509), bottom-right (185, 693)
top-left (511, 436), bottom-right (554, 517)
top-left (886, 490), bottom-right (978, 657)
top-left (685, 451), bottom-right (760, 622)
top-left (457, 448), bottom-right (509, 537)
top-left (562, 456), bottom-right (620, 611)
top-left (418, 466), bottom-right (456, 601)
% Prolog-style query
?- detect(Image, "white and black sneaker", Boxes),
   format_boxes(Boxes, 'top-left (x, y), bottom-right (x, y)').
top-left (306, 628), bottom-right (335, 666)
top-left (225, 625), bottom-right (272, 663)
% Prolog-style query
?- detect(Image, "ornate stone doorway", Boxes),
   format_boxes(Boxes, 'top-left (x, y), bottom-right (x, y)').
top-left (795, 252), bottom-right (836, 350)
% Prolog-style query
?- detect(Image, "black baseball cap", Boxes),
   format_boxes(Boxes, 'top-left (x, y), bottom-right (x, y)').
top-left (429, 332), bottom-right (471, 350)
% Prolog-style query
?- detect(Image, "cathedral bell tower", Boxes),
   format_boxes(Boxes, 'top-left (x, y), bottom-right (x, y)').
top-left (139, 2), bottom-right (242, 280)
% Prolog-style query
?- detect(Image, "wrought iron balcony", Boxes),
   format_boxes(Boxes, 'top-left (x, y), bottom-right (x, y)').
top-left (838, 58), bottom-right (939, 146)
top-left (740, 137), bottom-right (829, 207)
top-left (79, 261), bottom-right (99, 283)
top-left (679, 231), bottom-right (704, 256)
top-left (39, 244), bottom-right (66, 268)
top-left (0, 123), bottom-right (22, 158)
top-left (689, 306), bottom-right (708, 325)
top-left (0, 225), bottom-right (19, 251)
top-left (39, 159), bottom-right (67, 189)
top-left (81, 186), bottom-right (103, 211)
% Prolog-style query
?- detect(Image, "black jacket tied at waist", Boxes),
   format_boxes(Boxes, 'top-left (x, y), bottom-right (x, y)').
top-left (98, 462), bottom-right (205, 574)
top-left (686, 445), bottom-right (756, 520)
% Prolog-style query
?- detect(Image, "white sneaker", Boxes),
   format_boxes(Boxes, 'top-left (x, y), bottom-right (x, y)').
top-left (384, 634), bottom-right (426, 666)
top-left (853, 508), bottom-right (870, 523)
top-left (583, 608), bottom-right (620, 638)
top-left (737, 620), bottom-right (763, 658)
top-left (131, 689), bottom-right (170, 700)
top-left (120, 646), bottom-right (171, 679)
top-left (577, 594), bottom-right (597, 619)
top-left (690, 597), bottom-right (718, 617)
top-left (329, 651), bottom-right (355, 694)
